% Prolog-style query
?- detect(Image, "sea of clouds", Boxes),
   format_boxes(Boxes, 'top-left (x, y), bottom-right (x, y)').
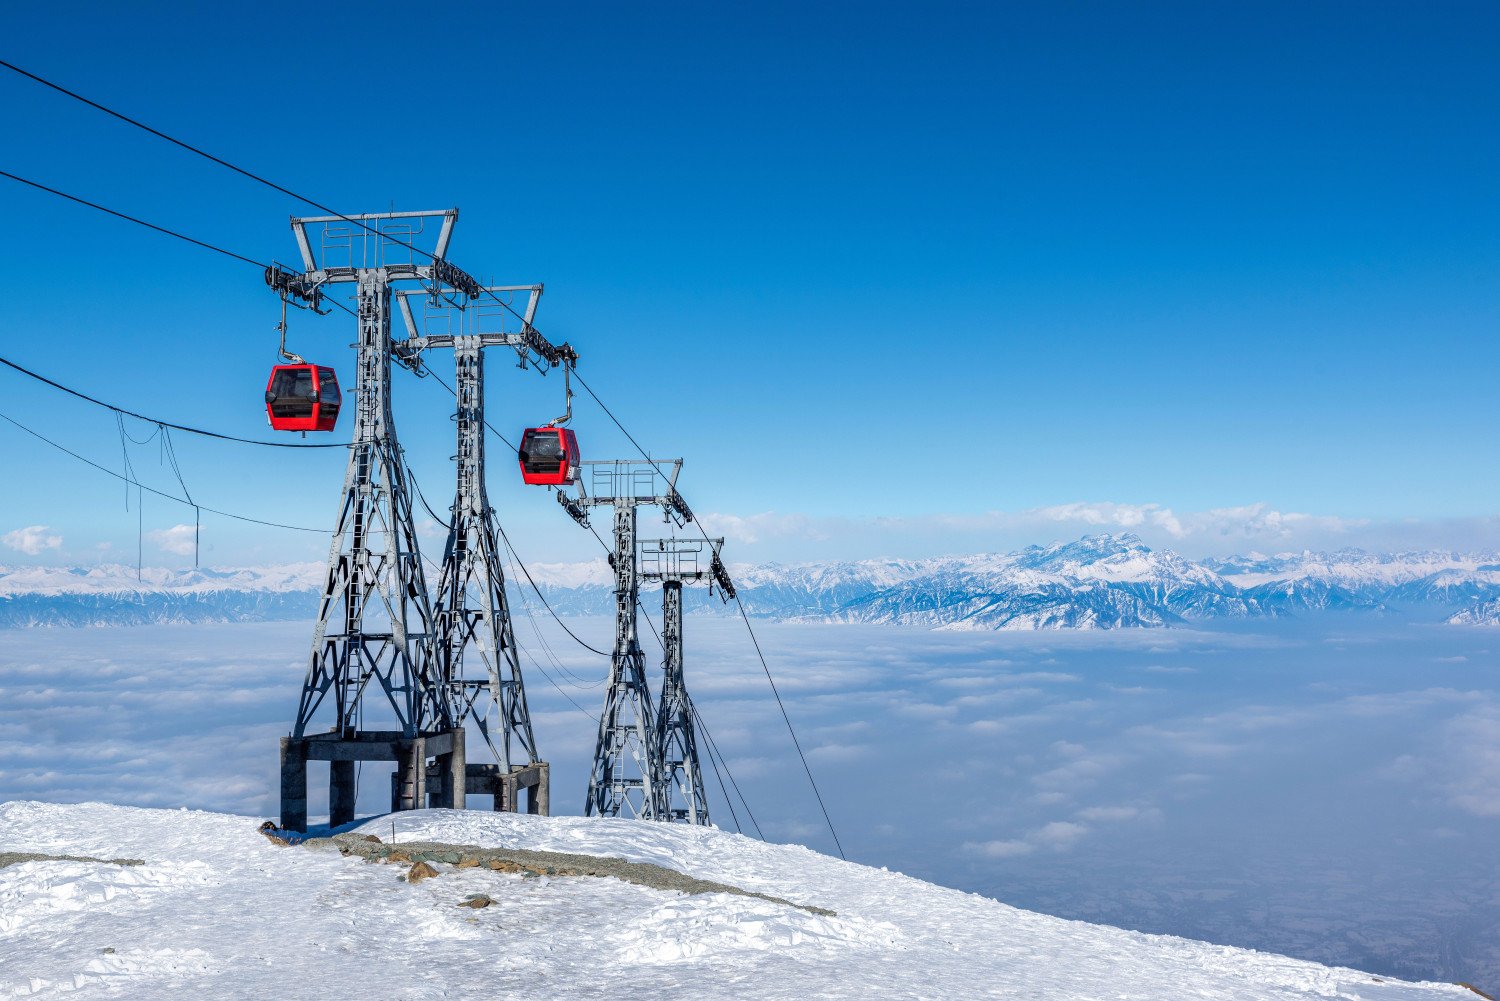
top-left (1, 614), bottom-right (1497, 987)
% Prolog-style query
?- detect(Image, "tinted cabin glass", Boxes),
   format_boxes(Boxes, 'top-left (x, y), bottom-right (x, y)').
top-left (317, 369), bottom-right (341, 415)
top-left (520, 430), bottom-right (565, 473)
top-left (270, 369), bottom-right (315, 418)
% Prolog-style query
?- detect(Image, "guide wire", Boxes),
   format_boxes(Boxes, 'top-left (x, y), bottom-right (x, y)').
top-left (161, 428), bottom-right (201, 567)
top-left (0, 352), bottom-right (345, 450)
top-left (0, 67), bottom-right (791, 838)
top-left (411, 546), bottom-right (599, 731)
top-left (494, 521), bottom-right (612, 658)
top-left (693, 706), bottom-right (764, 840)
top-left (569, 367), bottom-right (846, 858)
top-left (403, 455), bottom-right (610, 685)
top-left (0, 167), bottom-right (266, 268)
top-left (0, 409), bottom-right (325, 533)
top-left (114, 414), bottom-right (144, 580)
top-left (697, 724), bottom-right (742, 836)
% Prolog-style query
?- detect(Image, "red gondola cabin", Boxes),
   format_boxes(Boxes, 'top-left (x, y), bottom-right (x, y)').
top-left (518, 427), bottom-right (579, 485)
top-left (265, 364), bottom-right (342, 432)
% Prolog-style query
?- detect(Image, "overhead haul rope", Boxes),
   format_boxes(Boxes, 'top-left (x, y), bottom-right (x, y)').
top-left (0, 352), bottom-right (346, 449)
top-left (1, 64), bottom-right (783, 839)
top-left (113, 414), bottom-right (144, 579)
top-left (0, 60), bottom-right (381, 242)
top-left (0, 168), bottom-right (265, 268)
top-left (569, 367), bottom-right (846, 858)
top-left (0, 63), bottom-right (554, 352)
top-left (0, 165), bottom-right (613, 672)
top-left (409, 532), bottom-right (601, 725)
top-left (0, 409), bottom-right (324, 533)
top-left (404, 458), bottom-right (607, 698)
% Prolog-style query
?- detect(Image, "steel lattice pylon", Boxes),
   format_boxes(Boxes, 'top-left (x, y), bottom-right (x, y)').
top-left (590, 497), bottom-right (666, 818)
top-left (560, 460), bottom-right (693, 820)
top-left (658, 581), bottom-right (709, 824)
top-left (274, 210), bottom-right (569, 831)
top-left (431, 339), bottom-right (538, 770)
top-left (640, 536), bottom-right (729, 826)
top-left (295, 270), bottom-right (447, 742)
top-left (393, 284), bottom-right (568, 815)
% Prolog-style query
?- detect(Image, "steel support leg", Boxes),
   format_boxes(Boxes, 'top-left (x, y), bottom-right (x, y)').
top-left (396, 737), bottom-right (427, 812)
top-left (279, 736), bottom-right (308, 833)
top-left (448, 728), bottom-right (466, 810)
top-left (329, 759), bottom-right (356, 828)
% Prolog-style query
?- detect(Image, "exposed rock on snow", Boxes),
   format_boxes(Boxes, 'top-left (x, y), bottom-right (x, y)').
top-left (300, 831), bottom-right (833, 915)
top-left (0, 801), bottom-right (1480, 999)
top-left (0, 852), bottom-right (141, 870)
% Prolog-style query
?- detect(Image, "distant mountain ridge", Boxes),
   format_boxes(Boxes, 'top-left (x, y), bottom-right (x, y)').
top-left (6, 536), bottom-right (1500, 629)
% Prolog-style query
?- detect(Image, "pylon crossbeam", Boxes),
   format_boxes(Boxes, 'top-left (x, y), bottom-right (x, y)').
top-left (575, 473), bottom-right (696, 822)
top-left (398, 316), bottom-right (545, 791)
top-left (279, 211), bottom-right (468, 834)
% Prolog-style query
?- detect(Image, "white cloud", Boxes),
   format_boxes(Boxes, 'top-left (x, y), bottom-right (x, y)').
top-left (3, 525), bottom-right (62, 555)
top-left (964, 838), bottom-right (1035, 858)
top-left (700, 511), bottom-right (825, 545)
top-left (146, 525), bottom-right (199, 556)
top-left (1032, 820), bottom-right (1090, 848)
top-left (1442, 703), bottom-right (1500, 817)
top-left (805, 742), bottom-right (871, 763)
top-left (1076, 805), bottom-right (1148, 823)
top-left (967, 818), bottom-right (1096, 857)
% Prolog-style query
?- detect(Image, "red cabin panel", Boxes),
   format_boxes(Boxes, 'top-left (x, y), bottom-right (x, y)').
top-left (518, 427), bottom-right (579, 485)
top-left (265, 364), bottom-right (341, 432)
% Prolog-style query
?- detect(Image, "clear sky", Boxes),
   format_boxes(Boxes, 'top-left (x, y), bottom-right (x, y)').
top-left (0, 1), bottom-right (1497, 566)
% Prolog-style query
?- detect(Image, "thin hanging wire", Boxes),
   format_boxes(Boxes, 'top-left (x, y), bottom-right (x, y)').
top-left (161, 427), bottom-right (200, 567)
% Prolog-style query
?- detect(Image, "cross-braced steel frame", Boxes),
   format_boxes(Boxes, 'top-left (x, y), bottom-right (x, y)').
top-left (394, 285), bottom-right (572, 813)
top-left (560, 459), bottom-right (694, 820)
top-left (639, 536), bottom-right (728, 826)
top-left (273, 209), bottom-right (498, 831)
top-left (288, 215), bottom-right (456, 741)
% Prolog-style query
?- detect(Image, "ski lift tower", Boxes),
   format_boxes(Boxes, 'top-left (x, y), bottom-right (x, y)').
top-left (638, 536), bottom-right (735, 825)
top-left (393, 284), bottom-right (575, 815)
top-left (557, 459), bottom-right (694, 819)
top-left (271, 208), bottom-right (486, 832)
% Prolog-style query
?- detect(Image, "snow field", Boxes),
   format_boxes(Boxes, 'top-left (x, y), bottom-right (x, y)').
top-left (0, 801), bottom-right (1478, 999)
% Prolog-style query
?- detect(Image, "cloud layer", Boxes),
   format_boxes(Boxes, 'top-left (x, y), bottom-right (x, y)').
top-left (1, 615), bottom-right (1497, 985)
top-left (2, 525), bottom-right (62, 555)
top-left (146, 524), bottom-right (199, 556)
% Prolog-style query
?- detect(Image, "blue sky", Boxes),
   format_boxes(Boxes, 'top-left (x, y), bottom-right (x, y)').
top-left (0, 2), bottom-right (1497, 565)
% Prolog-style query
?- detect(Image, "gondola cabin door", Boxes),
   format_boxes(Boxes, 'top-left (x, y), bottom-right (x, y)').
top-left (518, 427), bottom-right (579, 485)
top-left (265, 364), bottom-right (342, 432)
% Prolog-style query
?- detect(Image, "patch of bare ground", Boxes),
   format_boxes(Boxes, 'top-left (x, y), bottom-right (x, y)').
top-left (286, 830), bottom-right (834, 916)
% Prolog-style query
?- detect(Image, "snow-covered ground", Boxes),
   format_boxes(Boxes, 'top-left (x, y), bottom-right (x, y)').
top-left (0, 802), bottom-right (1479, 1000)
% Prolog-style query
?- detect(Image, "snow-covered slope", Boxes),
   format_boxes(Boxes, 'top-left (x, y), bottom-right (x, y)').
top-left (0, 802), bottom-right (1476, 1000)
top-left (1205, 551), bottom-right (1500, 615)
top-left (9, 537), bottom-right (1500, 630)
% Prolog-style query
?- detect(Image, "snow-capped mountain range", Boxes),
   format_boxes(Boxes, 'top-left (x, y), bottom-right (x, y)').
top-left (7, 535), bottom-right (1500, 629)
